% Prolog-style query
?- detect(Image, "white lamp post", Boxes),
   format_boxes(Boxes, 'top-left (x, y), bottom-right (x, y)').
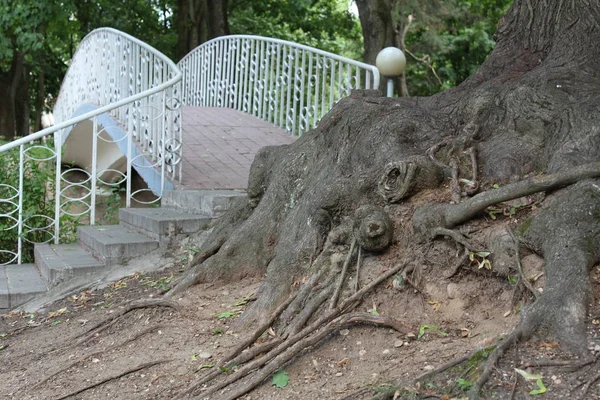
top-left (375, 47), bottom-right (406, 97)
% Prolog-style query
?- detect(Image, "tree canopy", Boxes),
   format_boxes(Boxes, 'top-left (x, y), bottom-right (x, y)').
top-left (0, 0), bottom-right (510, 138)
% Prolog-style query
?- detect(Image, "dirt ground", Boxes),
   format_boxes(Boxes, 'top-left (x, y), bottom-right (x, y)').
top-left (2, 203), bottom-right (600, 400)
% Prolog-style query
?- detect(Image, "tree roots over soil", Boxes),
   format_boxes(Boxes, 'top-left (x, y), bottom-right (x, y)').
top-left (148, 0), bottom-right (600, 393)
top-left (5, 1), bottom-right (600, 399)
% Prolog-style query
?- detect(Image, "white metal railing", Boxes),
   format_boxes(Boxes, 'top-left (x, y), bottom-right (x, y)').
top-left (178, 35), bottom-right (380, 136)
top-left (0, 28), bottom-right (182, 265)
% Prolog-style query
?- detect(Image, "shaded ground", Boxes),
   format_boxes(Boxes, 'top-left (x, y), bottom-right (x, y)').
top-left (2, 187), bottom-right (600, 400)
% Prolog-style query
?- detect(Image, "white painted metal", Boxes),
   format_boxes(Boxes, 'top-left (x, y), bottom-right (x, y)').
top-left (179, 35), bottom-right (380, 136)
top-left (0, 28), bottom-right (181, 265)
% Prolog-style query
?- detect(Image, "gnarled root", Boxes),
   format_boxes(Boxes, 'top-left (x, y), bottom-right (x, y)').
top-left (175, 261), bottom-right (412, 399)
top-left (469, 181), bottom-right (600, 398)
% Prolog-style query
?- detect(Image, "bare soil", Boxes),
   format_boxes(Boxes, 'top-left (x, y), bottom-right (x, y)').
top-left (2, 202), bottom-right (600, 400)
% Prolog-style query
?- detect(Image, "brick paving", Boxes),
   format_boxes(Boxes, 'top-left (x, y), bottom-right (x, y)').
top-left (177, 107), bottom-right (296, 189)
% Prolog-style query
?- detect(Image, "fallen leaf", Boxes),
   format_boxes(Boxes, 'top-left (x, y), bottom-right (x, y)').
top-left (272, 370), bottom-right (289, 388)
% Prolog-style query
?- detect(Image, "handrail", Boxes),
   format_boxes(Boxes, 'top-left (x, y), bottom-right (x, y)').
top-left (0, 28), bottom-right (182, 265)
top-left (178, 34), bottom-right (380, 136)
top-left (0, 28), bottom-right (181, 152)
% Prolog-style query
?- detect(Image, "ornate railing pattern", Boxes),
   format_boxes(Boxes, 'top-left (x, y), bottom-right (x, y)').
top-left (0, 28), bottom-right (181, 265)
top-left (178, 35), bottom-right (380, 136)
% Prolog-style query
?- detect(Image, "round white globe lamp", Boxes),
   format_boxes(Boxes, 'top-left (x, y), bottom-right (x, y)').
top-left (375, 47), bottom-right (406, 97)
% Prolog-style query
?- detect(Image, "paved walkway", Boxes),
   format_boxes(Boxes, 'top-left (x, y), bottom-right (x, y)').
top-left (177, 107), bottom-right (296, 189)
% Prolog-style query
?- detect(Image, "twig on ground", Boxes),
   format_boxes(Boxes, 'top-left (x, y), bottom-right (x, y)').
top-left (54, 359), bottom-right (171, 400)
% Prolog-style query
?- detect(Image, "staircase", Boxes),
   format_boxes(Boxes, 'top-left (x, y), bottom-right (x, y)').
top-left (0, 190), bottom-right (245, 310)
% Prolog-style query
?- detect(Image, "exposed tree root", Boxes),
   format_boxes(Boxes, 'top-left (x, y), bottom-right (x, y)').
top-left (175, 262), bottom-right (411, 399)
top-left (508, 229), bottom-right (539, 300)
top-left (354, 245), bottom-right (362, 292)
top-left (168, 238), bottom-right (226, 297)
top-left (445, 247), bottom-right (469, 278)
top-left (412, 161), bottom-right (600, 239)
top-left (431, 227), bottom-right (479, 252)
top-left (207, 313), bottom-right (411, 400)
top-left (581, 365), bottom-right (600, 398)
top-left (330, 238), bottom-right (357, 309)
top-left (30, 324), bottom-right (165, 391)
top-left (71, 298), bottom-right (179, 347)
top-left (53, 359), bottom-right (171, 400)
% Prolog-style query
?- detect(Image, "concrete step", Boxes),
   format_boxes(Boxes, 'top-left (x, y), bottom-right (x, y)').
top-left (0, 264), bottom-right (47, 309)
top-left (119, 207), bottom-right (212, 245)
top-left (35, 244), bottom-right (105, 286)
top-left (162, 189), bottom-right (246, 217)
top-left (78, 225), bottom-right (159, 266)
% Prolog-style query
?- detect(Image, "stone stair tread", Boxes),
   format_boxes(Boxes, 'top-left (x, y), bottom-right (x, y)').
top-left (78, 225), bottom-right (159, 266)
top-left (120, 207), bottom-right (210, 220)
top-left (119, 208), bottom-right (212, 243)
top-left (0, 264), bottom-right (47, 309)
top-left (35, 244), bottom-right (104, 286)
top-left (79, 225), bottom-right (159, 244)
top-left (162, 189), bottom-right (246, 217)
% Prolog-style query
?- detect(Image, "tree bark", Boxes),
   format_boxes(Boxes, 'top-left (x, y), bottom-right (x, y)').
top-left (176, 0), bottom-right (229, 60)
top-left (0, 51), bottom-right (29, 139)
top-left (355, 0), bottom-right (395, 65)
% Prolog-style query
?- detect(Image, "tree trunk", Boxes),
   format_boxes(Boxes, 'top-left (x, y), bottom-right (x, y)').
top-left (0, 52), bottom-right (28, 139)
top-left (179, 0), bottom-right (600, 361)
top-left (176, 0), bottom-right (229, 60)
top-left (355, 0), bottom-right (395, 65)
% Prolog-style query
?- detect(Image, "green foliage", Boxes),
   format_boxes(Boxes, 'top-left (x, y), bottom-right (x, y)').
top-left (397, 0), bottom-right (513, 95)
top-left (457, 377), bottom-right (473, 391)
top-left (0, 139), bottom-right (80, 263)
top-left (228, 0), bottom-right (362, 57)
top-left (417, 324), bottom-right (448, 339)
top-left (75, 0), bottom-right (177, 59)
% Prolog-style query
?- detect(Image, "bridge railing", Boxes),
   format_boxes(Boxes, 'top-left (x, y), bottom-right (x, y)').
top-left (178, 35), bottom-right (380, 136)
top-left (0, 28), bottom-right (182, 265)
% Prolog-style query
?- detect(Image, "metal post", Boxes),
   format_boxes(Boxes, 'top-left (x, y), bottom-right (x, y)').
top-left (386, 78), bottom-right (394, 97)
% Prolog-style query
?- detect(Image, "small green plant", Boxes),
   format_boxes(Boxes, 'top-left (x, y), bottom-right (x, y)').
top-left (141, 273), bottom-right (174, 292)
top-left (457, 378), bottom-right (473, 391)
top-left (216, 311), bottom-right (241, 319)
top-left (507, 274), bottom-right (518, 285)
top-left (212, 328), bottom-right (224, 335)
top-left (417, 324), bottom-right (448, 339)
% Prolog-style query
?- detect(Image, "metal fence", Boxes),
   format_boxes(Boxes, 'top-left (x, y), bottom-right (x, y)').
top-left (178, 35), bottom-right (380, 136)
top-left (0, 28), bottom-right (182, 265)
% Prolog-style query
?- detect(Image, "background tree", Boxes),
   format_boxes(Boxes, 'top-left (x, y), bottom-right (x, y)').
top-left (355, 0), bottom-right (511, 96)
top-left (0, 0), bottom-right (76, 139)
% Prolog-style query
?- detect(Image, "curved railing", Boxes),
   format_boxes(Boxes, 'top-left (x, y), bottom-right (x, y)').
top-left (178, 35), bottom-right (380, 136)
top-left (0, 28), bottom-right (182, 265)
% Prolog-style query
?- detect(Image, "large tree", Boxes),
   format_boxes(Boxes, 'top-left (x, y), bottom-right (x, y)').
top-left (136, 0), bottom-right (600, 398)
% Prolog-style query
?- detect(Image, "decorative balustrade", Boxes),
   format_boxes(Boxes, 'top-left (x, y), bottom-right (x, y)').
top-left (0, 28), bottom-right (181, 265)
top-left (178, 35), bottom-right (380, 136)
